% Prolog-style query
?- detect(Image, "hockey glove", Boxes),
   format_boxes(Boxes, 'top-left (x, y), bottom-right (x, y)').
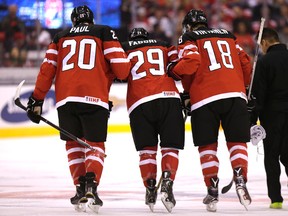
top-left (247, 94), bottom-right (258, 126)
top-left (167, 62), bottom-right (181, 81)
top-left (108, 100), bottom-right (113, 118)
top-left (250, 125), bottom-right (266, 146)
top-left (180, 92), bottom-right (191, 117)
top-left (27, 95), bottom-right (44, 124)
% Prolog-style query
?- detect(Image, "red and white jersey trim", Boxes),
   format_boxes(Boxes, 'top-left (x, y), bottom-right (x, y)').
top-left (191, 92), bottom-right (247, 111)
top-left (56, 96), bottom-right (109, 109)
top-left (128, 91), bottom-right (180, 114)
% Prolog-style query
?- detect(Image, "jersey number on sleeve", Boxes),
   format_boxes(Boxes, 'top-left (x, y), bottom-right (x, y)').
top-left (128, 48), bottom-right (165, 80)
top-left (203, 40), bottom-right (234, 71)
top-left (62, 39), bottom-right (96, 71)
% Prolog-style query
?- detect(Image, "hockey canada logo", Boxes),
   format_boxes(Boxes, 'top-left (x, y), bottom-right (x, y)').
top-left (1, 90), bottom-right (56, 123)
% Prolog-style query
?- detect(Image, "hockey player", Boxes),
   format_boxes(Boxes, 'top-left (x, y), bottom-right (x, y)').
top-left (167, 10), bottom-right (252, 211)
top-left (121, 27), bottom-right (185, 212)
top-left (26, 5), bottom-right (130, 213)
top-left (250, 27), bottom-right (288, 209)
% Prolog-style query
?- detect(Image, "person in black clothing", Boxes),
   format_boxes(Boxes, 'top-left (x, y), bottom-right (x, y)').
top-left (251, 27), bottom-right (288, 209)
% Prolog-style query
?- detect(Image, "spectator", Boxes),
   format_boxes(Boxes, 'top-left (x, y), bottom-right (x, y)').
top-left (233, 19), bottom-right (255, 57)
top-left (1, 4), bottom-right (27, 67)
top-left (26, 20), bottom-right (51, 51)
top-left (147, 6), bottom-right (173, 43)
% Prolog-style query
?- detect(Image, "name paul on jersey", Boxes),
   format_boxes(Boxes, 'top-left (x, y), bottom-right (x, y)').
top-left (70, 26), bottom-right (90, 33)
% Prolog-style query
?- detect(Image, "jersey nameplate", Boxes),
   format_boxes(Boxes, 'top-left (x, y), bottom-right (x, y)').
top-left (70, 26), bottom-right (90, 33)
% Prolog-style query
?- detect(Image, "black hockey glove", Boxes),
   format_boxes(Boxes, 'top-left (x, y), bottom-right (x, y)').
top-left (180, 92), bottom-right (191, 117)
top-left (113, 78), bottom-right (127, 83)
top-left (247, 94), bottom-right (258, 126)
top-left (167, 62), bottom-right (181, 81)
top-left (27, 95), bottom-right (44, 124)
top-left (108, 100), bottom-right (113, 118)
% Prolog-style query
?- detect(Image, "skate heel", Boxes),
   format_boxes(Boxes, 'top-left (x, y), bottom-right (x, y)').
top-left (203, 177), bottom-right (219, 212)
top-left (234, 167), bottom-right (252, 210)
top-left (70, 176), bottom-right (88, 212)
top-left (160, 171), bottom-right (176, 213)
top-left (145, 178), bottom-right (157, 212)
top-left (85, 172), bottom-right (103, 214)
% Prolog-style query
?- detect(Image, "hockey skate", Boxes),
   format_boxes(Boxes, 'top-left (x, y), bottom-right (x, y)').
top-left (203, 177), bottom-right (219, 212)
top-left (234, 167), bottom-right (251, 210)
top-left (70, 176), bottom-right (88, 212)
top-left (160, 171), bottom-right (176, 213)
top-left (85, 172), bottom-right (103, 213)
top-left (145, 179), bottom-right (157, 212)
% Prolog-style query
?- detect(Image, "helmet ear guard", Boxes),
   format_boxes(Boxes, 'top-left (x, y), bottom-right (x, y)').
top-left (129, 27), bottom-right (149, 40)
top-left (71, 5), bottom-right (94, 26)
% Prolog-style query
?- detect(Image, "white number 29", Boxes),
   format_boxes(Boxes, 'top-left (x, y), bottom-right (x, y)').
top-left (128, 48), bottom-right (165, 80)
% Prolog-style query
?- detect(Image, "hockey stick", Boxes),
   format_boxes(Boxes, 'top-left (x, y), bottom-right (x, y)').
top-left (14, 80), bottom-right (106, 157)
top-left (221, 178), bottom-right (233, 194)
top-left (156, 175), bottom-right (163, 191)
top-left (247, 17), bottom-right (266, 100)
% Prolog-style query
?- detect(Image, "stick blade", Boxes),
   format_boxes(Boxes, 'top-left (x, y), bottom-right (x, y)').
top-left (221, 179), bottom-right (233, 194)
top-left (14, 80), bottom-right (25, 101)
top-left (14, 80), bottom-right (27, 110)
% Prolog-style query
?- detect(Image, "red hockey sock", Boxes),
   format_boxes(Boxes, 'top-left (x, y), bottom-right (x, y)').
top-left (66, 140), bottom-right (86, 185)
top-left (227, 142), bottom-right (248, 180)
top-left (139, 146), bottom-right (157, 187)
top-left (161, 148), bottom-right (179, 180)
top-left (198, 143), bottom-right (219, 187)
top-left (85, 141), bottom-right (105, 184)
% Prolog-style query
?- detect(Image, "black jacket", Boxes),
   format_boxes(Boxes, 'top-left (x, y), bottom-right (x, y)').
top-left (252, 43), bottom-right (288, 118)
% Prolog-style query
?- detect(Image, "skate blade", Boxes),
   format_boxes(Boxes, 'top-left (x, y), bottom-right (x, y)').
top-left (236, 188), bottom-right (251, 210)
top-left (148, 203), bottom-right (155, 212)
top-left (206, 201), bottom-right (217, 212)
top-left (73, 203), bottom-right (86, 212)
top-left (87, 198), bottom-right (102, 214)
top-left (161, 192), bottom-right (174, 213)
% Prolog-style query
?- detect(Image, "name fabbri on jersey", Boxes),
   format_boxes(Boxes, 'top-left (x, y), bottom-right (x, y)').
top-left (70, 26), bottom-right (89, 33)
top-left (128, 39), bottom-right (157, 46)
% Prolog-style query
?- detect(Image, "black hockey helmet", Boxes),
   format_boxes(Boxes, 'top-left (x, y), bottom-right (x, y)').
top-left (129, 27), bottom-right (149, 40)
top-left (71, 5), bottom-right (94, 26)
top-left (182, 9), bottom-right (208, 32)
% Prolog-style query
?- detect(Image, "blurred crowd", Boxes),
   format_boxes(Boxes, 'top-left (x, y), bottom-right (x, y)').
top-left (122, 0), bottom-right (288, 60)
top-left (1, 0), bottom-right (288, 67)
top-left (0, 4), bottom-right (52, 67)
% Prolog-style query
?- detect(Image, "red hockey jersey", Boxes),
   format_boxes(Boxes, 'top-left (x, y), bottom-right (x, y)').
top-left (33, 24), bottom-right (131, 110)
top-left (122, 39), bottom-right (180, 114)
top-left (174, 27), bottom-right (252, 111)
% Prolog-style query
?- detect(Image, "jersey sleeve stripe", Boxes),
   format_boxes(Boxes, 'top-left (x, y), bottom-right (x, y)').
top-left (104, 47), bottom-right (125, 55)
top-left (168, 50), bottom-right (177, 56)
top-left (43, 58), bottom-right (57, 66)
top-left (110, 58), bottom-right (130, 63)
top-left (46, 49), bottom-right (58, 55)
top-left (236, 44), bottom-right (243, 51)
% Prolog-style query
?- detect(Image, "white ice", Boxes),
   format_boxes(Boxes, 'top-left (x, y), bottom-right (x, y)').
top-left (0, 132), bottom-right (287, 216)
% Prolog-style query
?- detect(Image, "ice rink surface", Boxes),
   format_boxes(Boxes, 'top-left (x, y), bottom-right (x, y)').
top-left (0, 132), bottom-right (287, 216)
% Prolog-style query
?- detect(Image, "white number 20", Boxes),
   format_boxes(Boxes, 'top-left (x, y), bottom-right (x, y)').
top-left (62, 39), bottom-right (96, 71)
